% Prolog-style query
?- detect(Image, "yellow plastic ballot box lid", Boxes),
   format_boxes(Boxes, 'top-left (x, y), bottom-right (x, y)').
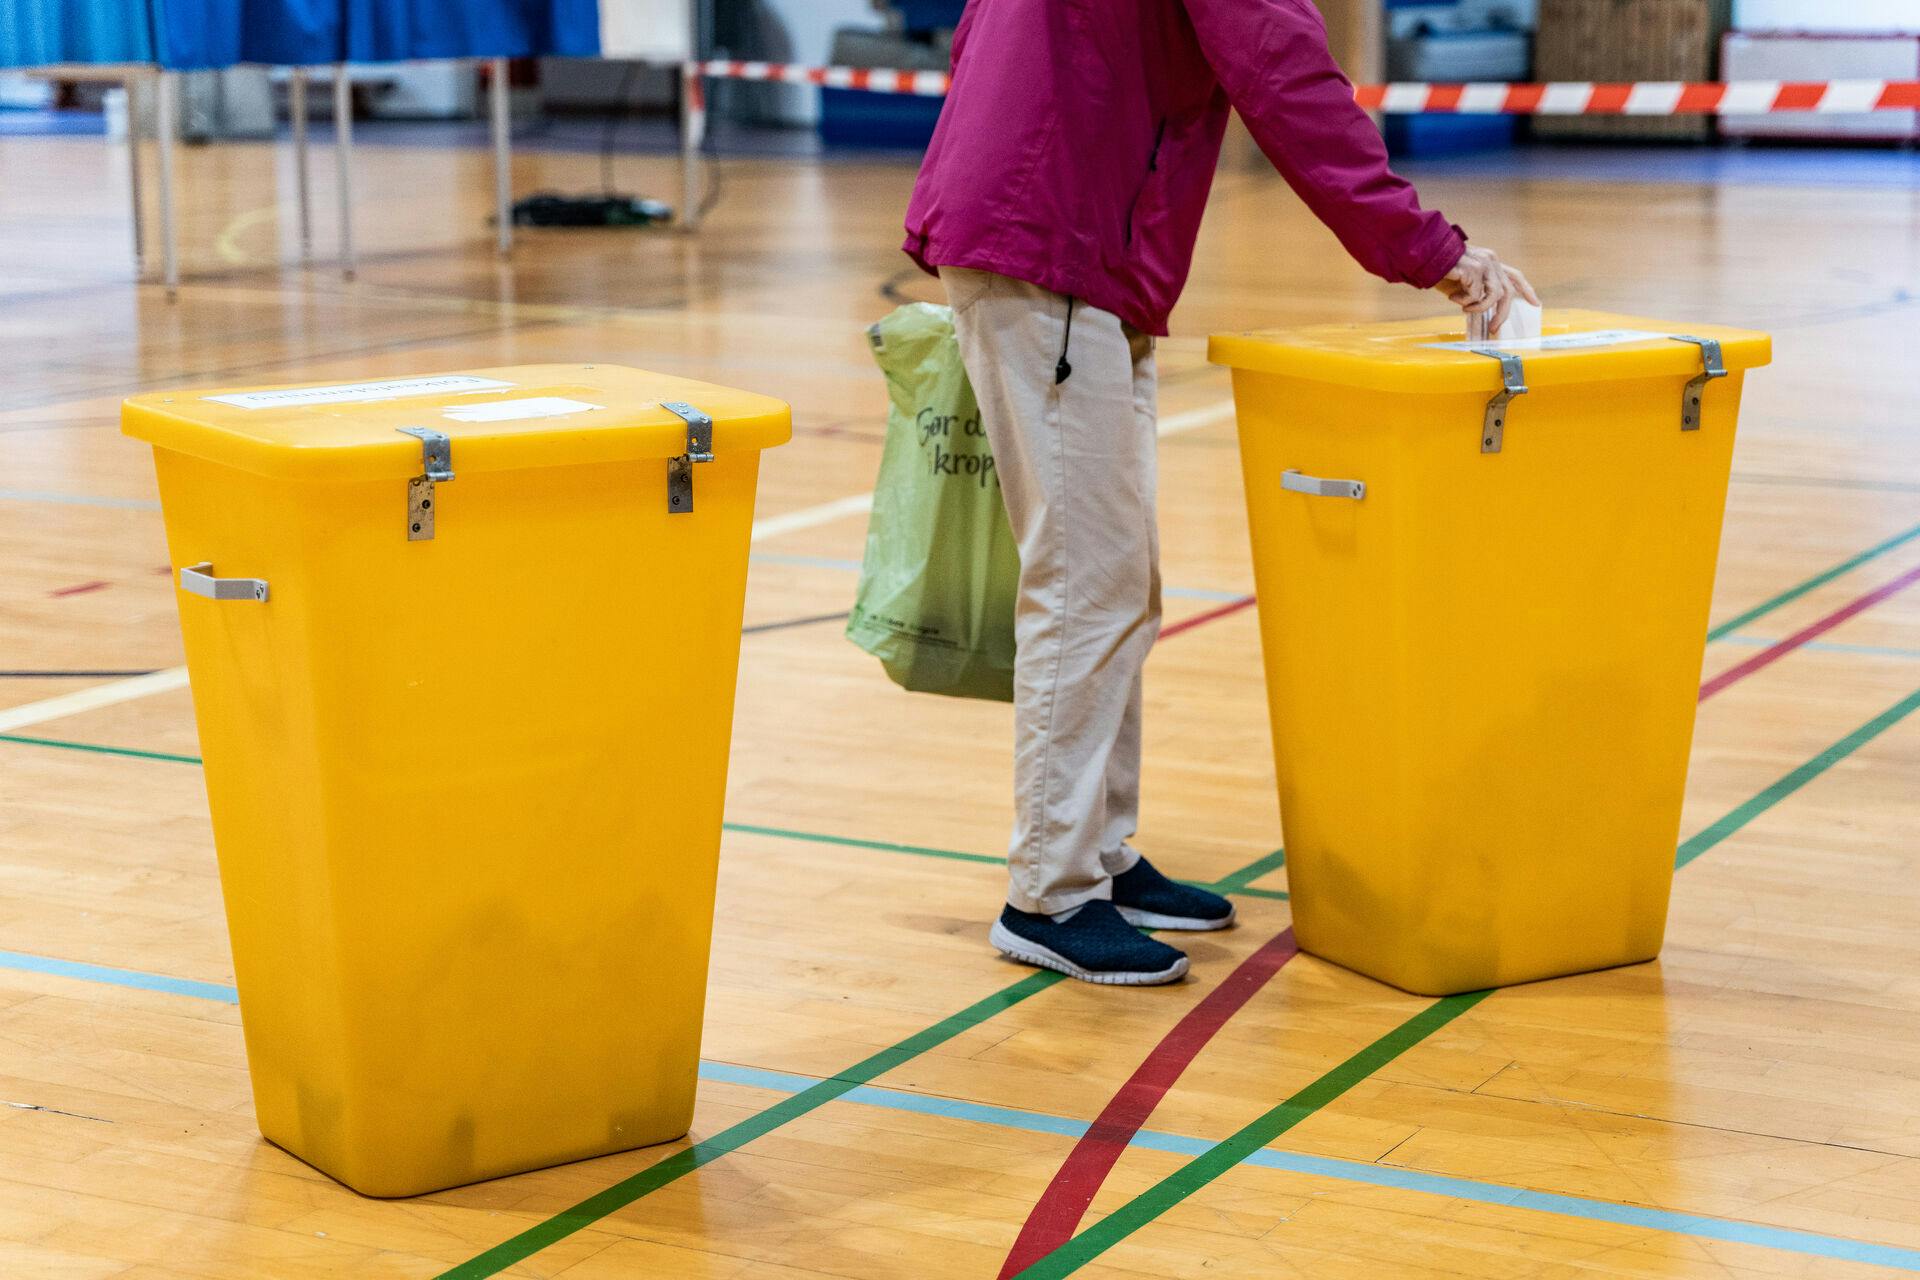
top-left (1208, 309), bottom-right (1771, 394)
top-left (122, 364), bottom-right (792, 482)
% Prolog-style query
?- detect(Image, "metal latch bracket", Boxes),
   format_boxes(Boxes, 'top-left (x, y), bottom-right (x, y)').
top-left (1669, 335), bottom-right (1726, 431)
top-left (398, 426), bottom-right (454, 541)
top-left (1281, 469), bottom-right (1366, 500)
top-left (1467, 347), bottom-right (1528, 454)
top-left (180, 562), bottom-right (269, 602)
top-left (662, 401), bottom-right (714, 514)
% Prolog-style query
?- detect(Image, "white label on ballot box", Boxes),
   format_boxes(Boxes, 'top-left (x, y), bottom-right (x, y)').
top-left (1425, 329), bottom-right (1668, 353)
top-left (205, 375), bottom-right (516, 409)
top-left (441, 397), bottom-right (604, 423)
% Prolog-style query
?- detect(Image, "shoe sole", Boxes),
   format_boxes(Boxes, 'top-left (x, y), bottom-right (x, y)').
top-left (988, 920), bottom-right (1190, 986)
top-left (1115, 903), bottom-right (1238, 932)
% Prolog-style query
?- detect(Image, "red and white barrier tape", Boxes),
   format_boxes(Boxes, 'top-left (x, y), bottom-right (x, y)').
top-left (685, 61), bottom-right (1920, 114)
top-left (688, 60), bottom-right (951, 97)
top-left (1355, 79), bottom-right (1920, 114)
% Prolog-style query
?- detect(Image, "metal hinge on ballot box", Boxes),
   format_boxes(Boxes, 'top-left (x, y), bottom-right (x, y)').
top-left (1462, 335), bottom-right (1727, 454)
top-left (662, 402), bottom-right (714, 514)
top-left (398, 426), bottom-right (454, 541)
top-left (394, 405), bottom-right (715, 535)
top-left (1669, 336), bottom-right (1727, 431)
top-left (1465, 349), bottom-right (1528, 453)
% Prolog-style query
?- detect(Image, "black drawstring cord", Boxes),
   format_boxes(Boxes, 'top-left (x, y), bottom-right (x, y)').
top-left (1055, 296), bottom-right (1075, 385)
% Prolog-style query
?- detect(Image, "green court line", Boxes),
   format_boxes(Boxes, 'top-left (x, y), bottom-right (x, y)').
top-left (0, 732), bottom-right (202, 766)
top-left (437, 841), bottom-right (1292, 1277)
top-left (1011, 990), bottom-right (1492, 1279)
top-left (437, 968), bottom-right (1066, 1279)
top-left (720, 821), bottom-right (1005, 866)
top-left (1011, 682), bottom-right (1920, 1277)
top-left (1707, 519), bottom-right (1920, 641)
top-left (1675, 685), bottom-right (1920, 870)
top-left (28, 632), bottom-right (1914, 1277)
top-left (0, 727), bottom-right (1277, 893)
top-left (1209, 847), bottom-right (1286, 894)
top-left (727, 823), bottom-right (1288, 898)
top-left (0, 721), bottom-right (1265, 895)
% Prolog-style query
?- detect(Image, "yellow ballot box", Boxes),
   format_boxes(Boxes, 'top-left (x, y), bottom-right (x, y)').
top-left (1209, 314), bottom-right (1771, 995)
top-left (123, 366), bottom-right (790, 1195)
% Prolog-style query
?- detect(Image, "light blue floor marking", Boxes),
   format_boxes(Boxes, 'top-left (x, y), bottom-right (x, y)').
top-left (0, 948), bottom-right (239, 1003)
top-left (13, 949), bottom-right (1919, 1271)
top-left (749, 552), bottom-right (865, 573)
top-left (1161, 585), bottom-right (1250, 603)
top-left (1719, 632), bottom-right (1920, 662)
top-left (696, 1066), bottom-right (1920, 1272)
top-left (748, 552), bottom-right (1248, 603)
top-left (0, 488), bottom-right (161, 511)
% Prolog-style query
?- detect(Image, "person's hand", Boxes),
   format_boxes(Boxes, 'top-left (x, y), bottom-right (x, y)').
top-left (1435, 246), bottom-right (1540, 333)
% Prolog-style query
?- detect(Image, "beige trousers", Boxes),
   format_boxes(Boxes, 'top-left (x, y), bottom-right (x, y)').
top-left (942, 267), bottom-right (1162, 915)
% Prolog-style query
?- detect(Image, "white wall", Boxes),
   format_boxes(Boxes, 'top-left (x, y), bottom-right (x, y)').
top-left (1734, 0), bottom-right (1920, 31)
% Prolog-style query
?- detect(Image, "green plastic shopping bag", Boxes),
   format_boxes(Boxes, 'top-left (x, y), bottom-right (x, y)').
top-left (846, 303), bottom-right (1020, 701)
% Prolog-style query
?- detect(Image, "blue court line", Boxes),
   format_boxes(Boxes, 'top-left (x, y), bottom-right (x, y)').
top-left (699, 1061), bottom-right (1920, 1274)
top-left (1718, 632), bottom-right (1920, 662)
top-left (8, 942), bottom-right (1918, 1270)
top-left (0, 948), bottom-right (239, 1003)
top-left (748, 553), bottom-right (1247, 603)
top-left (749, 552), bottom-right (866, 573)
top-left (0, 488), bottom-right (161, 511)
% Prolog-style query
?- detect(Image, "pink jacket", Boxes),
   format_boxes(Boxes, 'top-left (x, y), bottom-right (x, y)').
top-left (903, 0), bottom-right (1467, 336)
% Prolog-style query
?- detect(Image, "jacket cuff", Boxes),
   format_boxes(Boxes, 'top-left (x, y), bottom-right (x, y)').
top-left (1406, 222), bottom-right (1469, 290)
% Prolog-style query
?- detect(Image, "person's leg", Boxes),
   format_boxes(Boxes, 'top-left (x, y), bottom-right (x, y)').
top-left (944, 269), bottom-right (1161, 916)
top-left (1087, 324), bottom-right (1236, 933)
top-left (1097, 325), bottom-right (1162, 881)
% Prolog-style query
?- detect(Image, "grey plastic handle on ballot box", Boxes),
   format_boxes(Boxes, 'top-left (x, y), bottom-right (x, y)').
top-left (1281, 469), bottom-right (1366, 501)
top-left (180, 562), bottom-right (270, 603)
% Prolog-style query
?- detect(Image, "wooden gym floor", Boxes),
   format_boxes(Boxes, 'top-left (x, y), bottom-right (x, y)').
top-left (2, 127), bottom-right (1919, 1279)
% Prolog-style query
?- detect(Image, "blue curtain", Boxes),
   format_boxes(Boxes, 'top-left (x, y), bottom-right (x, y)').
top-left (0, 0), bottom-right (157, 67)
top-left (159, 0), bottom-right (600, 71)
top-left (4, 0), bottom-right (599, 71)
top-left (155, 0), bottom-right (343, 69)
top-left (343, 0), bottom-right (599, 62)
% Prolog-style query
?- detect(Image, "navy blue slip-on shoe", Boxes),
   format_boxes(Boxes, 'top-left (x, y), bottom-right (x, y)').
top-left (1111, 856), bottom-right (1237, 931)
top-left (989, 900), bottom-right (1190, 985)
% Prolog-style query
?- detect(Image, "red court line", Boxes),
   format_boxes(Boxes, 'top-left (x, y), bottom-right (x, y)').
top-left (997, 928), bottom-right (1300, 1279)
top-left (1700, 561), bottom-right (1920, 702)
top-left (1158, 595), bottom-right (1256, 640)
top-left (1003, 561), bottom-right (1916, 1270)
top-left (48, 581), bottom-right (110, 598)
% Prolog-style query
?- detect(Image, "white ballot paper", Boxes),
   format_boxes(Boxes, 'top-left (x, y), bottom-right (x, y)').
top-left (1467, 299), bottom-right (1543, 344)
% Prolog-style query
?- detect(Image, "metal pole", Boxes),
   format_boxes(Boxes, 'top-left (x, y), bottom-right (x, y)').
top-left (290, 67), bottom-right (312, 264)
top-left (489, 57), bottom-right (512, 256)
top-left (124, 72), bottom-right (146, 277)
top-left (333, 66), bottom-right (355, 280)
top-left (155, 70), bottom-right (179, 299)
top-left (679, 63), bottom-right (705, 231)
